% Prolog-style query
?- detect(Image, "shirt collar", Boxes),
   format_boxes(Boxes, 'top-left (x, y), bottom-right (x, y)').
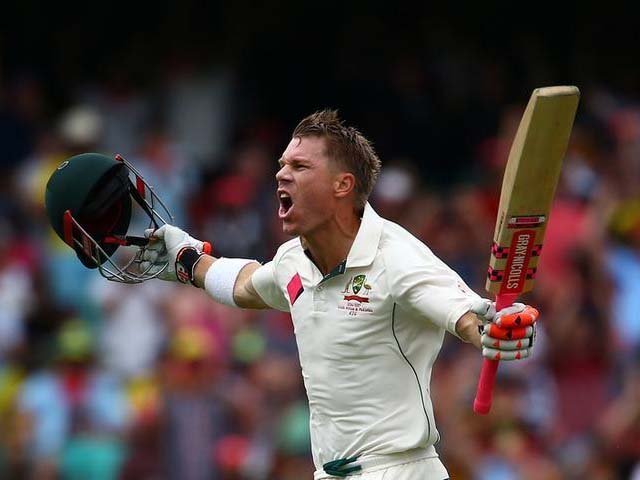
top-left (346, 202), bottom-right (384, 269)
top-left (296, 202), bottom-right (383, 284)
top-left (303, 250), bottom-right (347, 284)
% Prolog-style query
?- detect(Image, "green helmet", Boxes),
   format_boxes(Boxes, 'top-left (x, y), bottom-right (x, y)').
top-left (45, 153), bottom-right (174, 283)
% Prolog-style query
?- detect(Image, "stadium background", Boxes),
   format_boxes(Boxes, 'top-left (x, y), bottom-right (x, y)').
top-left (2, 3), bottom-right (640, 478)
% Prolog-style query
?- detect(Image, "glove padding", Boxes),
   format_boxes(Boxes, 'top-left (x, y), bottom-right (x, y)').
top-left (140, 225), bottom-right (206, 282)
top-left (470, 299), bottom-right (538, 361)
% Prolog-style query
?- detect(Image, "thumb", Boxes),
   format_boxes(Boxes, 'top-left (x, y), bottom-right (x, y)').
top-left (470, 298), bottom-right (492, 316)
top-left (470, 298), bottom-right (495, 322)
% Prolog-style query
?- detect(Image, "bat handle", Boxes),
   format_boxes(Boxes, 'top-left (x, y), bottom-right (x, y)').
top-left (473, 292), bottom-right (519, 414)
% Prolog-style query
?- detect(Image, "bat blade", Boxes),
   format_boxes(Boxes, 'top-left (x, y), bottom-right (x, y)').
top-left (474, 86), bottom-right (580, 415)
top-left (486, 86), bottom-right (580, 297)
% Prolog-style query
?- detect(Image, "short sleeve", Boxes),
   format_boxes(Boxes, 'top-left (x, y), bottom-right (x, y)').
top-left (385, 242), bottom-right (480, 336)
top-left (251, 261), bottom-right (290, 312)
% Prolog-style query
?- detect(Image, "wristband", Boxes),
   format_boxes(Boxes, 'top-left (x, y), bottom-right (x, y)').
top-left (175, 246), bottom-right (204, 285)
top-left (203, 258), bottom-right (256, 307)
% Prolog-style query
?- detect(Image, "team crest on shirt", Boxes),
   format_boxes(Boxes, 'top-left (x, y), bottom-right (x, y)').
top-left (339, 274), bottom-right (374, 316)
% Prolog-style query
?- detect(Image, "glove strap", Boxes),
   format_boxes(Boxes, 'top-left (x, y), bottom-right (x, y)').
top-left (175, 246), bottom-right (205, 285)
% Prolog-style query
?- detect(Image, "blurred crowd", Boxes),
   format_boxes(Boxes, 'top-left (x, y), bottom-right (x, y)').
top-left (2, 59), bottom-right (640, 480)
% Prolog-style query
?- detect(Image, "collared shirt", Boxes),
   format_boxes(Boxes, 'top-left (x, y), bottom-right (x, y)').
top-left (251, 203), bottom-right (479, 471)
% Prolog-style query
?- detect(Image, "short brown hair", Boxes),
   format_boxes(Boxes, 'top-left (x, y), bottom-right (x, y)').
top-left (292, 109), bottom-right (381, 211)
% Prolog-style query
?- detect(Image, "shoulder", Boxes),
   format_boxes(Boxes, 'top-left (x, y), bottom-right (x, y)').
top-left (379, 218), bottom-right (439, 268)
top-left (272, 237), bottom-right (304, 266)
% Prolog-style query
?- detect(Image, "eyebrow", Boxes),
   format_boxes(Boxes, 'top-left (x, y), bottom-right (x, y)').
top-left (278, 156), bottom-right (310, 167)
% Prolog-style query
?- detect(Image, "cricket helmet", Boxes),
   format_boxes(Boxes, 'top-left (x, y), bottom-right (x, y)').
top-left (45, 153), bottom-right (174, 283)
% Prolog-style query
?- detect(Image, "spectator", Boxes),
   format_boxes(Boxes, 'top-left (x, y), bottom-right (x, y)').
top-left (16, 319), bottom-right (128, 479)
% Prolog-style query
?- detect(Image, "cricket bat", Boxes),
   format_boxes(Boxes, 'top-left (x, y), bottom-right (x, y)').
top-left (473, 86), bottom-right (580, 415)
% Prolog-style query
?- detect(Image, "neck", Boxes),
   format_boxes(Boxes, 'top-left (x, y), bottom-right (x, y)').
top-left (301, 207), bottom-right (361, 276)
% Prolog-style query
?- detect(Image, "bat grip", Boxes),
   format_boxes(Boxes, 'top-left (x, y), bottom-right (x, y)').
top-left (473, 292), bottom-right (519, 414)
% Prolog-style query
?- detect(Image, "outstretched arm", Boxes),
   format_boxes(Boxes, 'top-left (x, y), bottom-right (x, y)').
top-left (193, 257), bottom-right (269, 309)
top-left (142, 225), bottom-right (271, 309)
top-left (381, 242), bottom-right (538, 362)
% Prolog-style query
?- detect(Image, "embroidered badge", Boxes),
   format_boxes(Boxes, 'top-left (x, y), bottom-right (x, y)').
top-left (339, 274), bottom-right (373, 316)
top-left (287, 273), bottom-right (304, 305)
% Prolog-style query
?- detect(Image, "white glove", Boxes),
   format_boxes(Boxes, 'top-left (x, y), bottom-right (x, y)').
top-left (470, 298), bottom-right (538, 361)
top-left (140, 225), bottom-right (206, 282)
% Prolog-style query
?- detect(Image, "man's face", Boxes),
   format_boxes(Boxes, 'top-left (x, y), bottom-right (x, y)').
top-left (276, 136), bottom-right (338, 236)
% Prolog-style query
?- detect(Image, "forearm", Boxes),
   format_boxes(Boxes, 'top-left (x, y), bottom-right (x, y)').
top-left (193, 255), bottom-right (216, 288)
top-left (455, 311), bottom-right (482, 349)
top-left (193, 256), bottom-right (268, 309)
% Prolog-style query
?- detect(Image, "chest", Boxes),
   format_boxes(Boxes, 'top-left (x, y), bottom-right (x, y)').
top-left (287, 266), bottom-right (395, 348)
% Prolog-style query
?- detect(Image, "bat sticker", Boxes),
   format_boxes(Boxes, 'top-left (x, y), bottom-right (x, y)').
top-left (507, 215), bottom-right (546, 228)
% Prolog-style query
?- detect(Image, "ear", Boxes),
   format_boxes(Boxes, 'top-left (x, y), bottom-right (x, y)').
top-left (334, 172), bottom-right (356, 199)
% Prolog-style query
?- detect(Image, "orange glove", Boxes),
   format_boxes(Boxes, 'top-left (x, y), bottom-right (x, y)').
top-left (472, 300), bottom-right (538, 361)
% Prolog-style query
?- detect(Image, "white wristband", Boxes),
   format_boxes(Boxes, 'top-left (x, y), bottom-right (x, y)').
top-left (203, 258), bottom-right (255, 307)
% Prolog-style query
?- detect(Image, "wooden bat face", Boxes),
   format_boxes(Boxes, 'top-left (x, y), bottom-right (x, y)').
top-left (486, 86), bottom-right (580, 296)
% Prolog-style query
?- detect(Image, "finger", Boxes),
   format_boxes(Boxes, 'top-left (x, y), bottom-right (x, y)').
top-left (143, 239), bottom-right (166, 254)
top-left (145, 225), bottom-right (166, 240)
top-left (496, 305), bottom-right (539, 328)
top-left (483, 324), bottom-right (534, 340)
top-left (482, 347), bottom-right (531, 361)
top-left (146, 257), bottom-right (170, 271)
top-left (142, 249), bottom-right (159, 263)
top-left (495, 302), bottom-right (526, 318)
top-left (481, 336), bottom-right (534, 350)
top-left (142, 242), bottom-right (166, 259)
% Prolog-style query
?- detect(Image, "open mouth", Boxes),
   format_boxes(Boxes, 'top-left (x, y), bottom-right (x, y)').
top-left (278, 191), bottom-right (293, 217)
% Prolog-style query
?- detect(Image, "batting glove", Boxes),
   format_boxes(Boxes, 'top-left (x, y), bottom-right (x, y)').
top-left (470, 298), bottom-right (538, 361)
top-left (140, 225), bottom-right (208, 282)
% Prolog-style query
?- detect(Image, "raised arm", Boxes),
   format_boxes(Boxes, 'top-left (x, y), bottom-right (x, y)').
top-left (141, 225), bottom-right (271, 309)
top-left (382, 242), bottom-right (537, 361)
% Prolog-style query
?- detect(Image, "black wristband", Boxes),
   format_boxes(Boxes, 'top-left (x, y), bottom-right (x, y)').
top-left (175, 246), bottom-right (204, 285)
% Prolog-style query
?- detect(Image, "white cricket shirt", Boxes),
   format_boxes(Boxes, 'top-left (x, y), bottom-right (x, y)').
top-left (251, 203), bottom-right (479, 472)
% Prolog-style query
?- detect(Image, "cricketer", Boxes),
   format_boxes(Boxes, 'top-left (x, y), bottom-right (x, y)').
top-left (140, 110), bottom-right (538, 479)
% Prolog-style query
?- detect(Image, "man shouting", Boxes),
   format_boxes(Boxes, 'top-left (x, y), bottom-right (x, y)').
top-left (142, 110), bottom-right (538, 479)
